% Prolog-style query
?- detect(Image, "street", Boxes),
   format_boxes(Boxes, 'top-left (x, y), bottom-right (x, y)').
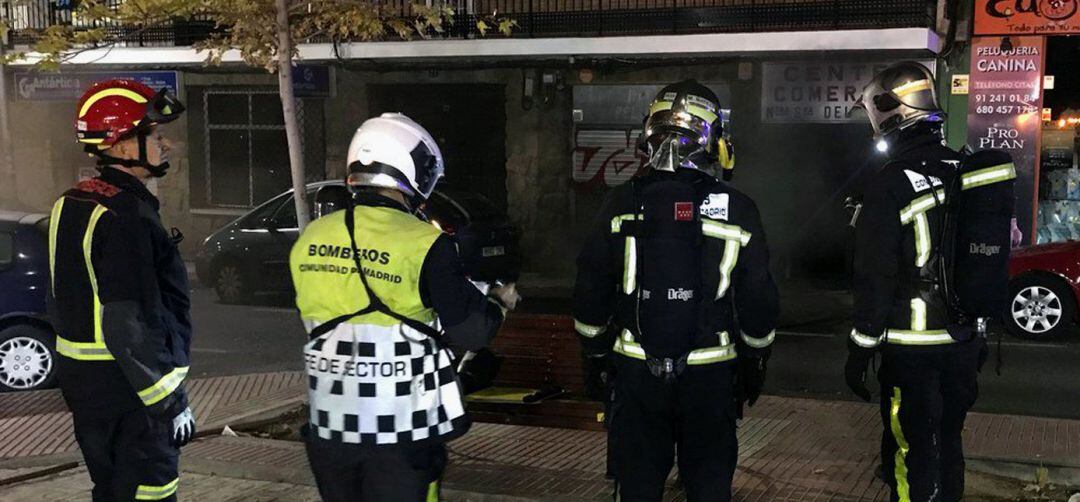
top-left (188, 288), bottom-right (305, 378)
top-left (768, 328), bottom-right (1080, 420)
top-left (189, 287), bottom-right (1080, 420)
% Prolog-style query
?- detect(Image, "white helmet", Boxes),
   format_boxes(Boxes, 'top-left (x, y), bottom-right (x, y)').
top-left (346, 113), bottom-right (444, 202)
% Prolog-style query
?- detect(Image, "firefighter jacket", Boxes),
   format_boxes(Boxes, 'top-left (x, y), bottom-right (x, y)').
top-left (573, 168), bottom-right (779, 364)
top-left (48, 167), bottom-right (192, 419)
top-left (851, 133), bottom-right (969, 348)
top-left (291, 193), bottom-right (504, 447)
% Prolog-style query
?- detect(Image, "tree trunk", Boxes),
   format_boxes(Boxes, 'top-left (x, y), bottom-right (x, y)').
top-left (0, 47), bottom-right (14, 184)
top-left (275, 0), bottom-right (310, 230)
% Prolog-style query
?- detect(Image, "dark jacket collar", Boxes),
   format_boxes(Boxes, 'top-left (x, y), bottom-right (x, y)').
top-left (98, 167), bottom-right (161, 211)
top-left (354, 191), bottom-right (411, 213)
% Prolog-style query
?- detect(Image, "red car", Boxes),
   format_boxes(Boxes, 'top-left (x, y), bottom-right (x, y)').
top-left (1007, 241), bottom-right (1080, 339)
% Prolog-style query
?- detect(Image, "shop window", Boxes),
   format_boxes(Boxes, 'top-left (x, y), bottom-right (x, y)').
top-left (1037, 36), bottom-right (1080, 245)
top-left (192, 89), bottom-right (325, 209)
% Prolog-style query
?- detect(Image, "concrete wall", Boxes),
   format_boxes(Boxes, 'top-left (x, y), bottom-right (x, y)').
top-left (1, 55), bottom-right (922, 287)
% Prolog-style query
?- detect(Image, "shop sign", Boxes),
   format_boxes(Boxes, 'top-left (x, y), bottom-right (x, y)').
top-left (14, 71), bottom-right (179, 101)
top-left (761, 60), bottom-right (935, 123)
top-left (975, 0), bottom-right (1080, 35)
top-left (951, 74), bottom-right (970, 95)
top-left (967, 35), bottom-right (1046, 245)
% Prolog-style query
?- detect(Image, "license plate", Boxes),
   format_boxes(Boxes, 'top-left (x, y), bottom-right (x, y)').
top-left (482, 246), bottom-right (506, 257)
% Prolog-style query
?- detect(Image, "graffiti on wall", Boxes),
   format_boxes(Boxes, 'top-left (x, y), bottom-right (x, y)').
top-left (572, 128), bottom-right (648, 188)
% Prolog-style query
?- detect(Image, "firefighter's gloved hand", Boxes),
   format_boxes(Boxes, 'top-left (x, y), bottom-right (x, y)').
top-left (489, 283), bottom-right (522, 311)
top-left (737, 347), bottom-right (770, 407)
top-left (845, 341), bottom-right (875, 402)
top-left (171, 407), bottom-right (196, 447)
top-left (582, 352), bottom-right (613, 402)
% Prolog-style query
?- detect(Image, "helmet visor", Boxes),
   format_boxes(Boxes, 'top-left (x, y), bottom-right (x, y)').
top-left (144, 88), bottom-right (185, 125)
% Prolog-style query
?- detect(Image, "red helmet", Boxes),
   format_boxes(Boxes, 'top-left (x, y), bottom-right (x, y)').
top-left (75, 79), bottom-right (184, 149)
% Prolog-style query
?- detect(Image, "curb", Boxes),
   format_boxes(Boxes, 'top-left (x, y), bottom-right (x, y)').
top-left (968, 457), bottom-right (1080, 487)
top-left (0, 462), bottom-right (80, 487)
top-left (179, 438), bottom-right (540, 502)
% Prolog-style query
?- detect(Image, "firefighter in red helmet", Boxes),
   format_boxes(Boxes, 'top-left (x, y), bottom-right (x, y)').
top-left (50, 79), bottom-right (192, 501)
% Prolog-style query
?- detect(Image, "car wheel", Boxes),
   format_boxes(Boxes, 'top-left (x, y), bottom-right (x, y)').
top-left (214, 261), bottom-right (252, 304)
top-left (1006, 275), bottom-right (1076, 340)
top-left (0, 324), bottom-right (57, 392)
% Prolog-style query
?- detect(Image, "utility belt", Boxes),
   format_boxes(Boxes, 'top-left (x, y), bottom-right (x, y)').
top-left (612, 329), bottom-right (736, 383)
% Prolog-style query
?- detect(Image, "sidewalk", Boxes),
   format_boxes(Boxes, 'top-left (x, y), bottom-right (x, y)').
top-left (1, 372), bottom-right (1078, 500)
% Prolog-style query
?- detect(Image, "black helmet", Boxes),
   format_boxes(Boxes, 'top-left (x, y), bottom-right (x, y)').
top-left (855, 61), bottom-right (944, 139)
top-left (641, 80), bottom-right (734, 179)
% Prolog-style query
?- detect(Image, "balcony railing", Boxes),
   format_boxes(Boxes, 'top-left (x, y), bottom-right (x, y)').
top-left (3, 0), bottom-right (935, 49)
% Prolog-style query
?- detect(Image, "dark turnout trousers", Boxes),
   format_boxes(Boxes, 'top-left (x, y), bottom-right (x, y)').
top-left (304, 426), bottom-right (447, 502)
top-left (878, 341), bottom-right (981, 502)
top-left (73, 408), bottom-right (179, 502)
top-left (609, 356), bottom-right (739, 502)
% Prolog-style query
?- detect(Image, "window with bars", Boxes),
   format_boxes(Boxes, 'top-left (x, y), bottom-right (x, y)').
top-left (188, 87), bottom-right (325, 209)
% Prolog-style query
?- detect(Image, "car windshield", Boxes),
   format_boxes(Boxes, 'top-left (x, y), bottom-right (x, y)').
top-left (431, 189), bottom-right (502, 221)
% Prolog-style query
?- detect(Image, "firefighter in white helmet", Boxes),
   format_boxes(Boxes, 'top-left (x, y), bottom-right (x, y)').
top-left (290, 113), bottom-right (519, 501)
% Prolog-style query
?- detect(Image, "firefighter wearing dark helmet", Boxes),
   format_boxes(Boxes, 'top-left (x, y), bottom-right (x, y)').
top-left (50, 79), bottom-right (193, 501)
top-left (846, 62), bottom-right (1015, 501)
top-left (573, 80), bottom-right (779, 501)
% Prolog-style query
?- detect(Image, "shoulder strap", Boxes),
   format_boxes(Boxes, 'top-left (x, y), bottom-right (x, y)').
top-left (308, 206), bottom-right (444, 341)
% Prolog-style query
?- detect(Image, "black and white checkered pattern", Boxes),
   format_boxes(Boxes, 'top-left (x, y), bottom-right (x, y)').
top-left (305, 322), bottom-right (466, 445)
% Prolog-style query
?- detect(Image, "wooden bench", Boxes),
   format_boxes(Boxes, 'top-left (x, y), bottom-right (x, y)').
top-left (466, 314), bottom-right (604, 431)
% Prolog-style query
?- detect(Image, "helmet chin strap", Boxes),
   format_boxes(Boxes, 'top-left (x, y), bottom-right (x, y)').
top-left (88, 131), bottom-right (169, 177)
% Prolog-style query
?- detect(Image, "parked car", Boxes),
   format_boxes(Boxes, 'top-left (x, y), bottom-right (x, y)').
top-left (196, 182), bottom-right (521, 303)
top-left (1007, 241), bottom-right (1080, 340)
top-left (0, 211), bottom-right (57, 392)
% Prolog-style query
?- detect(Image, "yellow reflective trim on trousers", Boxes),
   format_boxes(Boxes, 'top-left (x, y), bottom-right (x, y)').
top-left (910, 298), bottom-right (927, 332)
top-left (79, 88), bottom-right (149, 119)
top-left (55, 335), bottom-right (114, 361)
top-left (886, 329), bottom-right (955, 345)
top-left (84, 206), bottom-right (109, 342)
top-left (961, 163), bottom-right (1016, 190)
top-left (135, 477), bottom-right (179, 501)
top-left (138, 366), bottom-right (189, 407)
top-left (48, 198), bottom-right (65, 295)
top-left (899, 190), bottom-right (945, 224)
top-left (623, 236), bottom-right (637, 293)
top-left (716, 239), bottom-right (740, 299)
top-left (611, 213), bottom-right (642, 234)
top-left (913, 213), bottom-right (931, 268)
top-left (890, 388), bottom-right (911, 502)
top-left (427, 481), bottom-right (439, 502)
top-left (613, 329), bottom-right (736, 364)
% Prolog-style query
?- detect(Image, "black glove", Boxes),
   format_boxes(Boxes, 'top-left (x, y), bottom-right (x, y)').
top-left (457, 349), bottom-right (502, 395)
top-left (844, 339), bottom-right (875, 402)
top-left (582, 352), bottom-right (613, 402)
top-left (737, 347), bottom-right (770, 407)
